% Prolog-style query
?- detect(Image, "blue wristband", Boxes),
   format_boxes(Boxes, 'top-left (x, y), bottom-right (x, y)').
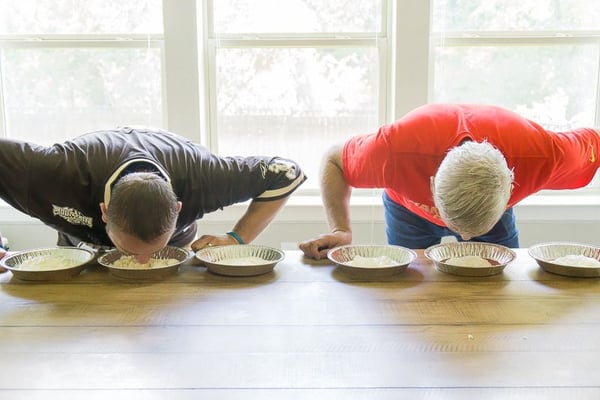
top-left (227, 231), bottom-right (244, 244)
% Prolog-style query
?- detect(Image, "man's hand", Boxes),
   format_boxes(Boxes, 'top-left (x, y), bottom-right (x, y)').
top-left (191, 233), bottom-right (240, 252)
top-left (298, 230), bottom-right (352, 260)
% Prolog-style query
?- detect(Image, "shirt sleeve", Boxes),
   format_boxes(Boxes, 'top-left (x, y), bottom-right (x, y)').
top-left (0, 138), bottom-right (37, 214)
top-left (185, 154), bottom-right (307, 214)
top-left (247, 156), bottom-right (307, 201)
top-left (544, 128), bottom-right (600, 189)
top-left (342, 127), bottom-right (391, 188)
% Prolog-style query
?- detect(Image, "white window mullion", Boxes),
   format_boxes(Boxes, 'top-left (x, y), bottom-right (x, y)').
top-left (206, 38), bottom-right (219, 152)
top-left (0, 50), bottom-right (6, 138)
top-left (596, 42), bottom-right (600, 129)
top-left (378, 38), bottom-right (389, 125)
top-left (197, 0), bottom-right (211, 148)
top-left (162, 0), bottom-right (201, 141)
top-left (393, 0), bottom-right (431, 120)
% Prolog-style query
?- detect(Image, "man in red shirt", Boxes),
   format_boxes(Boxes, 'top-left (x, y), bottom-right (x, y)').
top-left (300, 103), bottom-right (599, 259)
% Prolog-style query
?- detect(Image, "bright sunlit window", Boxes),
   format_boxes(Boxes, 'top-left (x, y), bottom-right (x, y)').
top-left (0, 0), bottom-right (598, 192)
top-left (206, 0), bottom-right (387, 190)
top-left (432, 0), bottom-right (600, 130)
top-left (431, 0), bottom-right (600, 189)
top-left (0, 0), bottom-right (164, 144)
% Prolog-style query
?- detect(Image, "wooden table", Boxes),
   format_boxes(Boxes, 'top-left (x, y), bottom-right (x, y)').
top-left (1, 249), bottom-right (599, 399)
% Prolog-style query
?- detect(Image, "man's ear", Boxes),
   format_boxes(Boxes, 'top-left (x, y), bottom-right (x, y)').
top-left (99, 202), bottom-right (108, 223)
top-left (176, 201), bottom-right (182, 213)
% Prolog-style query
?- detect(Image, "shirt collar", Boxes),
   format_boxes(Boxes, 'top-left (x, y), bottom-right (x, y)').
top-left (103, 159), bottom-right (171, 207)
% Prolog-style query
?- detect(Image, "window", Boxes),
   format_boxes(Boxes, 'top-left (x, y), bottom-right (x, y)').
top-left (431, 0), bottom-right (600, 190)
top-left (1, 0), bottom-right (598, 193)
top-left (0, 0), bottom-right (164, 145)
top-left (205, 0), bottom-right (389, 191)
top-left (431, 0), bottom-right (600, 130)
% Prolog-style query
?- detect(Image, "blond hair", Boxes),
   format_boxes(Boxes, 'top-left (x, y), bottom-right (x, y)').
top-left (432, 141), bottom-right (513, 238)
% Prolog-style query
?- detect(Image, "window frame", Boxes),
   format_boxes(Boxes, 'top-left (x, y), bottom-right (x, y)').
top-left (0, 0), bottom-right (599, 240)
top-left (0, 34), bottom-right (167, 138)
top-left (429, 17), bottom-right (600, 193)
top-left (199, 0), bottom-right (392, 168)
top-left (429, 30), bottom-right (600, 128)
top-left (0, 0), bottom-right (598, 197)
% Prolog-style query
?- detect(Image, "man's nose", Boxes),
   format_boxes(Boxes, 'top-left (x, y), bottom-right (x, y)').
top-left (135, 254), bottom-right (151, 264)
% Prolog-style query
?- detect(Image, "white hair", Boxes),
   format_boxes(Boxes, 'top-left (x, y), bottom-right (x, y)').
top-left (432, 141), bottom-right (513, 238)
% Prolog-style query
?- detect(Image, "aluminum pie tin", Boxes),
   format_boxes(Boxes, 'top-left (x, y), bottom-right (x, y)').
top-left (327, 244), bottom-right (417, 278)
top-left (425, 241), bottom-right (516, 277)
top-left (0, 246), bottom-right (95, 281)
top-left (528, 242), bottom-right (600, 278)
top-left (195, 244), bottom-right (285, 277)
top-left (97, 246), bottom-right (190, 281)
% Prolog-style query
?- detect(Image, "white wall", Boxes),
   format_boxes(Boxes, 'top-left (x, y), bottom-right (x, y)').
top-left (1, 193), bottom-right (599, 251)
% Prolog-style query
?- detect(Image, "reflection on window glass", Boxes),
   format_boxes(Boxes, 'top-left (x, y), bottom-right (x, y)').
top-left (2, 48), bottom-right (163, 144)
top-left (0, 0), bottom-right (163, 34)
top-left (216, 47), bottom-right (379, 187)
top-left (433, 44), bottom-right (598, 129)
top-left (213, 0), bottom-right (381, 33)
top-left (432, 0), bottom-right (600, 31)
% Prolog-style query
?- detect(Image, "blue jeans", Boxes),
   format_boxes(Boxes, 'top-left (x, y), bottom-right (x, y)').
top-left (382, 192), bottom-right (519, 249)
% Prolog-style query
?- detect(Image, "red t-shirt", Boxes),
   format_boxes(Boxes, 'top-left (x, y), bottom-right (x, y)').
top-left (343, 103), bottom-right (600, 226)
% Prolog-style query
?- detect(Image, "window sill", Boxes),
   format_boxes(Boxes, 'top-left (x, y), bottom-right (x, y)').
top-left (1, 192), bottom-right (599, 224)
top-left (206, 191), bottom-right (600, 223)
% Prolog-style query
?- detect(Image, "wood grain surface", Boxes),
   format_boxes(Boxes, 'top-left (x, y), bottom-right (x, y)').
top-left (1, 249), bottom-right (599, 399)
